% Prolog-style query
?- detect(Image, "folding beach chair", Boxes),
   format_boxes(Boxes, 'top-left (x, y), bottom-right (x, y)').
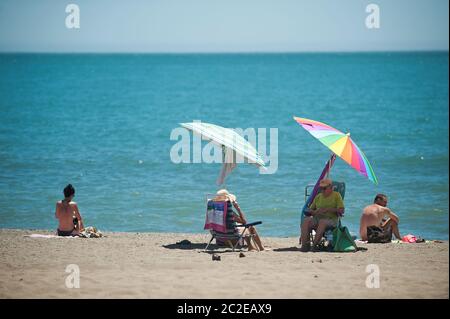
top-left (303, 181), bottom-right (346, 247)
top-left (203, 194), bottom-right (262, 252)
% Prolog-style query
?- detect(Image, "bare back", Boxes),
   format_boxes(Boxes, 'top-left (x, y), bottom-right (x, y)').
top-left (359, 204), bottom-right (389, 240)
top-left (55, 201), bottom-right (79, 231)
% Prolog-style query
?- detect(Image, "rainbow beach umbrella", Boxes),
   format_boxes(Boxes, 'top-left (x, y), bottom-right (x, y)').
top-left (293, 117), bottom-right (378, 185)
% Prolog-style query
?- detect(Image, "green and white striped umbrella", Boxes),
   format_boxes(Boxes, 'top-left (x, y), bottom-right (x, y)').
top-left (180, 122), bottom-right (266, 168)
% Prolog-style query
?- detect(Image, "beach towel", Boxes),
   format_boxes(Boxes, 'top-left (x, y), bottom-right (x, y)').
top-left (402, 234), bottom-right (417, 243)
top-left (24, 234), bottom-right (75, 239)
top-left (204, 201), bottom-right (228, 233)
top-left (401, 234), bottom-right (425, 243)
top-left (24, 226), bottom-right (103, 239)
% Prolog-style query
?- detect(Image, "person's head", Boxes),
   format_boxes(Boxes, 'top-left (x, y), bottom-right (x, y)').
top-left (374, 194), bottom-right (388, 207)
top-left (63, 184), bottom-right (75, 200)
top-left (215, 189), bottom-right (236, 202)
top-left (319, 178), bottom-right (333, 195)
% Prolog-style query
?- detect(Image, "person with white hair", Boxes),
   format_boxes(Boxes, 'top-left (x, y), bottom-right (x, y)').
top-left (214, 189), bottom-right (265, 251)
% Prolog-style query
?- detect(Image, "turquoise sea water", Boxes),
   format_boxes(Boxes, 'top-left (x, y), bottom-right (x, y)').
top-left (0, 52), bottom-right (448, 239)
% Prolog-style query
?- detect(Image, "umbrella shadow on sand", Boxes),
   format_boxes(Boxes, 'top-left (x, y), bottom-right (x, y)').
top-left (162, 240), bottom-right (207, 250)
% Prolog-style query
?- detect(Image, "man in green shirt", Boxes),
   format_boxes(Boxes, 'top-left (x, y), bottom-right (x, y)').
top-left (300, 178), bottom-right (344, 252)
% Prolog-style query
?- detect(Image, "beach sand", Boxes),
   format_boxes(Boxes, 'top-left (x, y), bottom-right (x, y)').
top-left (0, 229), bottom-right (448, 299)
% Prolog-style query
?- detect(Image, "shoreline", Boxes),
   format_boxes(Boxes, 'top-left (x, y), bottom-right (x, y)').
top-left (2, 227), bottom-right (448, 241)
top-left (0, 229), bottom-right (448, 298)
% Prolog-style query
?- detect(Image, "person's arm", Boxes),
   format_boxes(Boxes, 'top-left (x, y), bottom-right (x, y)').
top-left (319, 207), bottom-right (339, 213)
top-left (385, 208), bottom-right (399, 224)
top-left (73, 203), bottom-right (84, 230)
top-left (307, 197), bottom-right (318, 216)
top-left (231, 201), bottom-right (247, 224)
top-left (314, 208), bottom-right (327, 215)
top-left (55, 203), bottom-right (60, 219)
top-left (322, 207), bottom-right (344, 215)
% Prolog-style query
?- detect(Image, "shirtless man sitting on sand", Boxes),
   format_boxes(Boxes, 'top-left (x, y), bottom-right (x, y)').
top-left (55, 184), bottom-right (84, 236)
top-left (359, 194), bottom-right (401, 241)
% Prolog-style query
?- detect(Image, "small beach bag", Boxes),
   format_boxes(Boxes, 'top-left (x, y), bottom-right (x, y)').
top-left (332, 221), bottom-right (357, 252)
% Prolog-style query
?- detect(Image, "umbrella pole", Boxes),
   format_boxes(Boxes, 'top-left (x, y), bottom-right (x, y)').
top-left (326, 153), bottom-right (335, 179)
top-left (301, 153), bottom-right (336, 222)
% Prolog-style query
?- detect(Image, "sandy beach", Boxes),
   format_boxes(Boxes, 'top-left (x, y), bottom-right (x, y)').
top-left (0, 229), bottom-right (448, 299)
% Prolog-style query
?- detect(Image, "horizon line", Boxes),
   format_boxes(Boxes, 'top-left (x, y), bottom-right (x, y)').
top-left (0, 49), bottom-right (448, 55)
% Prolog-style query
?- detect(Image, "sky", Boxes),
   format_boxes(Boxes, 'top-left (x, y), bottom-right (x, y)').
top-left (0, 0), bottom-right (448, 53)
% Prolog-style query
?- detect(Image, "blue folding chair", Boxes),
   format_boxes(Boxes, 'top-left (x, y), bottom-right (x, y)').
top-left (302, 181), bottom-right (346, 247)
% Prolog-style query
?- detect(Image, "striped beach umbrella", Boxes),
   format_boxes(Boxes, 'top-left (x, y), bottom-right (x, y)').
top-left (180, 122), bottom-right (265, 184)
top-left (293, 117), bottom-right (378, 185)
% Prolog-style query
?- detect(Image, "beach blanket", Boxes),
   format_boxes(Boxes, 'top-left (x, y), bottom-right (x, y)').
top-left (357, 239), bottom-right (432, 244)
top-left (401, 234), bottom-right (425, 243)
top-left (24, 226), bottom-right (103, 239)
top-left (24, 234), bottom-right (75, 239)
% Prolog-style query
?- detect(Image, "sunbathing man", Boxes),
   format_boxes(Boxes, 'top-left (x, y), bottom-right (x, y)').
top-left (214, 189), bottom-right (265, 251)
top-left (300, 178), bottom-right (344, 252)
top-left (55, 184), bottom-right (84, 236)
top-left (359, 194), bottom-right (401, 241)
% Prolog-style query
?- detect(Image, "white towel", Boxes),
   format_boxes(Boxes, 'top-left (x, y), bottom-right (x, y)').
top-left (24, 234), bottom-right (75, 238)
top-left (204, 201), bottom-right (227, 233)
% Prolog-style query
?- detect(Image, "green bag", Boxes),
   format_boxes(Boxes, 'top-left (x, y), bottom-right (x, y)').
top-left (332, 221), bottom-right (357, 252)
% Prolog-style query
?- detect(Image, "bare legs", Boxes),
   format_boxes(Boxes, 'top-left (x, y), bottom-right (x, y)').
top-left (246, 226), bottom-right (264, 251)
top-left (300, 217), bottom-right (334, 251)
top-left (232, 225), bottom-right (264, 251)
top-left (314, 219), bottom-right (332, 246)
top-left (382, 218), bottom-right (402, 240)
top-left (300, 217), bottom-right (313, 251)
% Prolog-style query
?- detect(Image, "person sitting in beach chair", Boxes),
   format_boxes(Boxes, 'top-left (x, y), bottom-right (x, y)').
top-left (359, 194), bottom-right (401, 241)
top-left (204, 189), bottom-right (264, 251)
top-left (300, 178), bottom-right (344, 252)
top-left (55, 184), bottom-right (84, 236)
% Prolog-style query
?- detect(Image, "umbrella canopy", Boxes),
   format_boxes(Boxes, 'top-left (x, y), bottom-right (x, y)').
top-left (180, 122), bottom-right (265, 184)
top-left (293, 117), bottom-right (378, 185)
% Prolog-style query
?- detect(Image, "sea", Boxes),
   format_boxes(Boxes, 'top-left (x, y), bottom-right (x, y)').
top-left (0, 52), bottom-right (448, 239)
